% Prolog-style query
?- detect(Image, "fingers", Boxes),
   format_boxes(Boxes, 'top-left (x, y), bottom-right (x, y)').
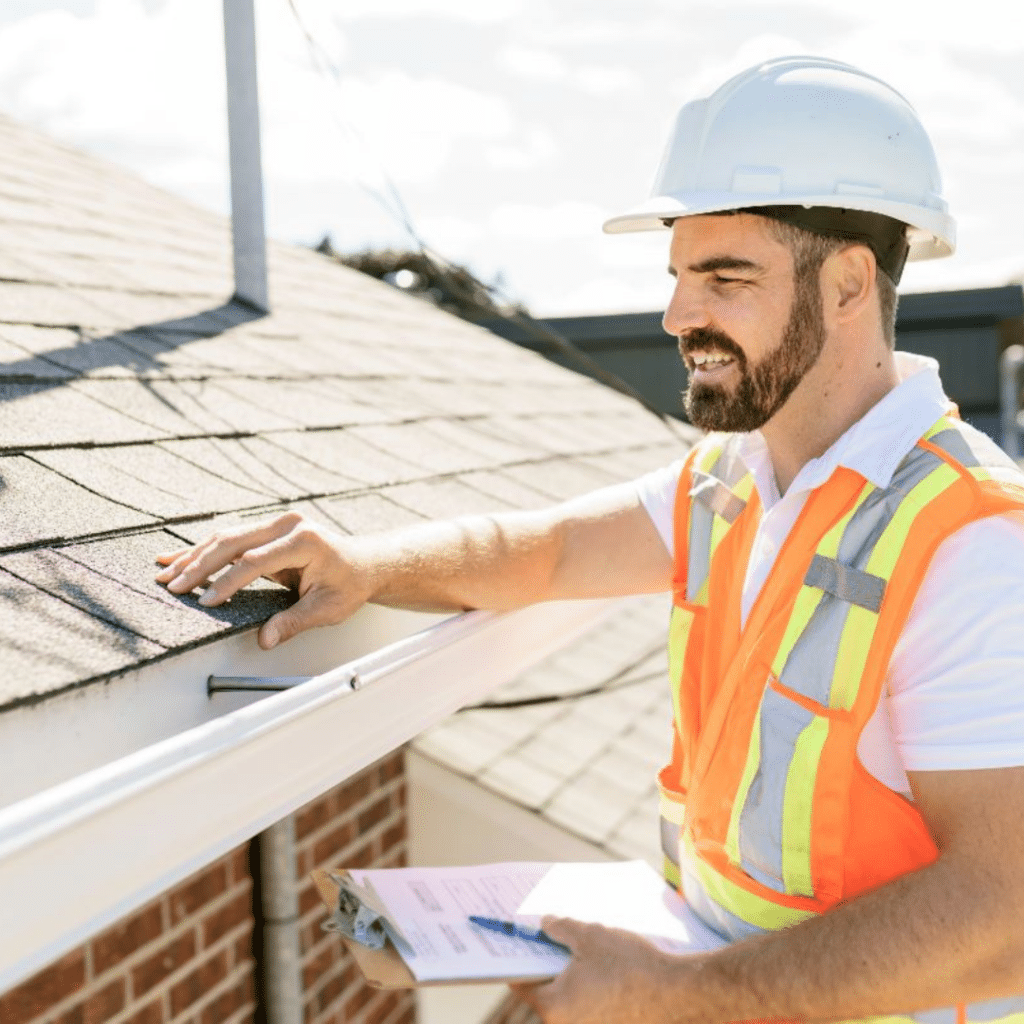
top-left (258, 587), bottom-right (353, 649)
top-left (155, 513), bottom-right (303, 597)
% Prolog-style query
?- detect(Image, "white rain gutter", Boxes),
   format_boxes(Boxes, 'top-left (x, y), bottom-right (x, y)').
top-left (0, 597), bottom-right (616, 994)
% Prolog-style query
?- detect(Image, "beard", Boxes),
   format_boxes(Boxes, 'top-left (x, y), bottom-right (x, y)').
top-left (681, 270), bottom-right (826, 433)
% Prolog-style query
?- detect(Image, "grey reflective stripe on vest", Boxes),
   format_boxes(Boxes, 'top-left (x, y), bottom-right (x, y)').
top-left (775, 445), bottom-right (943, 707)
top-left (737, 685), bottom-right (816, 894)
top-left (686, 441), bottom-right (750, 602)
top-left (692, 471), bottom-right (746, 523)
top-left (804, 554), bottom-right (886, 613)
top-left (929, 421), bottom-right (1021, 472)
top-left (660, 816), bottom-right (680, 871)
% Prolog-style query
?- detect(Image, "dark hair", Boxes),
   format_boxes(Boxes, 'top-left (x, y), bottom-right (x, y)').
top-left (759, 217), bottom-right (899, 349)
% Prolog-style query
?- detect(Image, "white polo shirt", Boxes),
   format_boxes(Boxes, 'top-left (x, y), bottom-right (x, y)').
top-left (637, 353), bottom-right (1024, 796)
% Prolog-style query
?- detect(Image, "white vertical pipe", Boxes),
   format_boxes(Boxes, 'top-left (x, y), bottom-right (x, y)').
top-left (260, 817), bottom-right (303, 1024)
top-left (223, 0), bottom-right (270, 312)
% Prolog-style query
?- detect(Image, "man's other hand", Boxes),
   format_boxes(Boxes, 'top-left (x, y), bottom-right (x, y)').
top-left (513, 917), bottom-right (705, 1024)
top-left (155, 512), bottom-right (365, 649)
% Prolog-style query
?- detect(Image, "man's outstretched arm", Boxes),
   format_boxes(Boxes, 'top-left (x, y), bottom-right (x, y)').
top-left (517, 764), bottom-right (1024, 1024)
top-left (155, 481), bottom-right (674, 649)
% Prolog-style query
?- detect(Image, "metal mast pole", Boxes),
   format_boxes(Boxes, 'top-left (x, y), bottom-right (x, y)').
top-left (223, 0), bottom-right (269, 312)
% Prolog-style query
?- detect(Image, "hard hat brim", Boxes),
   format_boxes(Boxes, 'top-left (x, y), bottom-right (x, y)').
top-left (602, 192), bottom-right (955, 261)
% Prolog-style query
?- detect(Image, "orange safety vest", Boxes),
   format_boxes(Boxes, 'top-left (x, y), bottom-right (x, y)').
top-left (660, 414), bottom-right (1024, 1024)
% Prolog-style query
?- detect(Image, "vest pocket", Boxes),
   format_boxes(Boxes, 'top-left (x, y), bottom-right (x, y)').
top-left (727, 674), bottom-right (855, 901)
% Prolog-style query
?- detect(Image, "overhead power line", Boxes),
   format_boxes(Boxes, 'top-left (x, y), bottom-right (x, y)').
top-left (282, 0), bottom-right (690, 432)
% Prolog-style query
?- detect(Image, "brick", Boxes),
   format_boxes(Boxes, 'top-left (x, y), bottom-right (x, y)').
top-left (169, 951), bottom-right (229, 1016)
top-left (301, 944), bottom-right (336, 990)
top-left (381, 821), bottom-right (406, 853)
top-left (378, 753), bottom-right (404, 784)
top-left (131, 932), bottom-right (196, 997)
top-left (298, 882), bottom-right (322, 918)
top-left (0, 949), bottom-right (86, 1023)
top-left (168, 864), bottom-right (228, 924)
top-left (233, 932), bottom-right (253, 969)
top-left (333, 774), bottom-right (372, 815)
top-left (56, 978), bottom-right (127, 1024)
top-left (198, 979), bottom-right (250, 1024)
top-left (345, 842), bottom-right (374, 870)
top-left (315, 971), bottom-right (346, 1015)
top-left (294, 796), bottom-right (332, 841)
top-left (229, 845), bottom-right (252, 886)
top-left (201, 890), bottom-right (253, 947)
top-left (367, 991), bottom-right (403, 1024)
top-left (122, 1000), bottom-right (163, 1024)
top-left (0, 950), bottom-right (83, 1024)
top-left (356, 795), bottom-right (390, 834)
top-left (91, 903), bottom-right (164, 975)
top-left (311, 822), bottom-right (353, 868)
top-left (342, 981), bottom-right (374, 1020)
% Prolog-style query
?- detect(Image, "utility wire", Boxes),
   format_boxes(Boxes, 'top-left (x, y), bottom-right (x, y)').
top-left (282, 0), bottom-right (693, 435)
top-left (460, 646), bottom-right (666, 712)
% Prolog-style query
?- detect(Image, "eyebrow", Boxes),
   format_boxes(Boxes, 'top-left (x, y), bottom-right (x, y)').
top-left (667, 256), bottom-right (766, 277)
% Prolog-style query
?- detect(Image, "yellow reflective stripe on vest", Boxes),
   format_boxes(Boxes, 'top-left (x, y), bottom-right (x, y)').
top-left (668, 604), bottom-right (698, 737)
top-left (862, 462), bottom-right (960, 582)
top-left (770, 480), bottom-right (875, 680)
top-left (724, 708), bottom-right (762, 869)
top-left (682, 833), bottom-right (817, 931)
top-left (781, 714), bottom-right (830, 896)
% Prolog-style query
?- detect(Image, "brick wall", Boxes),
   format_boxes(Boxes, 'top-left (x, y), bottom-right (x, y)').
top-left (1, 752), bottom-right (414, 1024)
top-left (295, 750), bottom-right (414, 1024)
top-left (0, 846), bottom-right (255, 1024)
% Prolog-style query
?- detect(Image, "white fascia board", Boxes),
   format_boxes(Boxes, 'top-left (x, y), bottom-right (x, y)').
top-left (0, 597), bottom-right (616, 995)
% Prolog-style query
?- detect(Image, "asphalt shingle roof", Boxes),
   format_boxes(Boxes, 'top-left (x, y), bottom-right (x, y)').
top-left (0, 111), bottom-right (695, 713)
top-left (414, 592), bottom-right (673, 865)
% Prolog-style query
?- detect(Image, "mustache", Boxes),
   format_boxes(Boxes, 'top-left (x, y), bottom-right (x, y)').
top-left (678, 327), bottom-right (746, 364)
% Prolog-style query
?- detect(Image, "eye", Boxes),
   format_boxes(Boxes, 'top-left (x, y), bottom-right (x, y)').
top-left (712, 274), bottom-right (743, 285)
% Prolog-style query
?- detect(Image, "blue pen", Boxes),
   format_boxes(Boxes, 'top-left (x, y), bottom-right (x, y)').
top-left (469, 915), bottom-right (571, 954)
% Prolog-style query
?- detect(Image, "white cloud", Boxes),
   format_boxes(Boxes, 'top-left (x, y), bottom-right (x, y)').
top-left (574, 65), bottom-right (639, 96)
top-left (485, 126), bottom-right (558, 170)
top-left (324, 0), bottom-right (525, 23)
top-left (535, 274), bottom-right (674, 317)
top-left (0, 0), bottom-right (227, 188)
top-left (328, 72), bottom-right (515, 184)
top-left (499, 45), bottom-right (568, 81)
top-left (488, 201), bottom-right (608, 241)
top-left (415, 213), bottom-right (484, 255)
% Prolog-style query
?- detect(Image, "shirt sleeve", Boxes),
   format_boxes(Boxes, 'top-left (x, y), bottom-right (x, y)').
top-left (633, 461), bottom-right (685, 559)
top-left (887, 510), bottom-right (1024, 772)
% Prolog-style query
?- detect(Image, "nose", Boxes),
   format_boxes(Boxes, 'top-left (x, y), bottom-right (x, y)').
top-left (662, 277), bottom-right (710, 338)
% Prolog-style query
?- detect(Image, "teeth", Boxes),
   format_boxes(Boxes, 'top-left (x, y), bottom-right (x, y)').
top-left (692, 352), bottom-right (733, 368)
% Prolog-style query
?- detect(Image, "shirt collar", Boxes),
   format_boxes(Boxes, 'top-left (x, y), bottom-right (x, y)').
top-left (736, 352), bottom-right (951, 509)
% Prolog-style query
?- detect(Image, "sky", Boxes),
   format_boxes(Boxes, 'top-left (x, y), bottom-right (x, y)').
top-left (0, 0), bottom-right (1021, 316)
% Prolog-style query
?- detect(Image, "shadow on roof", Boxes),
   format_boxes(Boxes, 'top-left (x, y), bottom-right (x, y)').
top-left (0, 300), bottom-right (265, 397)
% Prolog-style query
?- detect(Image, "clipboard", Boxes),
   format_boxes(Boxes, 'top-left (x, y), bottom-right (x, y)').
top-left (312, 868), bottom-right (417, 989)
top-left (311, 867), bottom-right (560, 989)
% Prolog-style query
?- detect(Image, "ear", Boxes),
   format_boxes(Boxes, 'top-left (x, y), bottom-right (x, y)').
top-left (820, 244), bottom-right (875, 328)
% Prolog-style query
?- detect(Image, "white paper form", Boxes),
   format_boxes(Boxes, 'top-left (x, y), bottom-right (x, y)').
top-left (516, 860), bottom-right (728, 956)
top-left (348, 863), bottom-right (571, 983)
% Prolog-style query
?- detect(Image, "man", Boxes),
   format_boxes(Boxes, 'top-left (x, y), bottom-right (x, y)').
top-left (157, 58), bottom-right (1024, 1022)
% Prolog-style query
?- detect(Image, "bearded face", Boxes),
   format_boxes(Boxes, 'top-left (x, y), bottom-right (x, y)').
top-left (681, 263), bottom-right (826, 433)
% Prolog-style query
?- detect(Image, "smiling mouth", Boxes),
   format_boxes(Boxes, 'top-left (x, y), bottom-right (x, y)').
top-left (689, 351), bottom-right (736, 372)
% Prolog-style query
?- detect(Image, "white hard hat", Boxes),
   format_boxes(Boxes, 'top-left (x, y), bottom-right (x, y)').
top-left (604, 56), bottom-right (955, 277)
